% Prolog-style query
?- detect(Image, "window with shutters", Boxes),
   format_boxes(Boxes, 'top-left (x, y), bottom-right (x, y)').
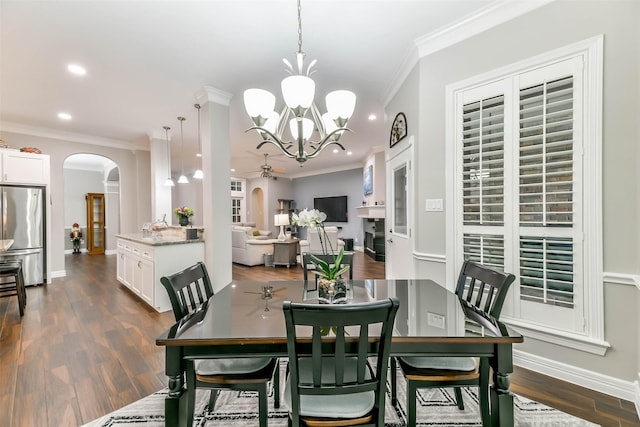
top-left (447, 37), bottom-right (604, 353)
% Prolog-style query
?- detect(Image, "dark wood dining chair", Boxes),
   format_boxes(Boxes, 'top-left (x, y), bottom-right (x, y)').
top-left (0, 260), bottom-right (26, 316)
top-left (302, 252), bottom-right (354, 281)
top-left (283, 298), bottom-right (399, 427)
top-left (160, 262), bottom-right (280, 427)
top-left (390, 260), bottom-right (516, 426)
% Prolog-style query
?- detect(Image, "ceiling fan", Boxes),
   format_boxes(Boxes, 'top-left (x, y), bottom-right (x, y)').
top-left (260, 153), bottom-right (285, 178)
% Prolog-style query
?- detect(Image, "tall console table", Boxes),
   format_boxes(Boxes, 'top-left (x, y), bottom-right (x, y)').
top-left (272, 240), bottom-right (298, 268)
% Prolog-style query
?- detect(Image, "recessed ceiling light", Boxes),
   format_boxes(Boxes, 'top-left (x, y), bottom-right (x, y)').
top-left (347, 151), bottom-right (353, 156)
top-left (333, 148), bottom-right (339, 154)
top-left (368, 114), bottom-right (377, 121)
top-left (231, 168), bottom-right (236, 172)
top-left (58, 112), bottom-right (72, 120)
top-left (67, 64), bottom-right (86, 75)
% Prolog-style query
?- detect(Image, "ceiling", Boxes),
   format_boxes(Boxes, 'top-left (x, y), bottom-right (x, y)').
top-left (0, 0), bottom-right (497, 179)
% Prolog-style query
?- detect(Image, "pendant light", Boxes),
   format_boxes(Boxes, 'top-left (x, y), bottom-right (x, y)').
top-left (177, 116), bottom-right (189, 184)
top-left (163, 126), bottom-right (174, 187)
top-left (193, 104), bottom-right (203, 179)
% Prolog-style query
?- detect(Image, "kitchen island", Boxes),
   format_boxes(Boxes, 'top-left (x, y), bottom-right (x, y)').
top-left (116, 233), bottom-right (205, 312)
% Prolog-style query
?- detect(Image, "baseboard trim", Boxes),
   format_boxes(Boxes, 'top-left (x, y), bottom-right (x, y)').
top-left (51, 270), bottom-right (66, 279)
top-left (635, 380), bottom-right (640, 419)
top-left (514, 349), bottom-right (637, 402)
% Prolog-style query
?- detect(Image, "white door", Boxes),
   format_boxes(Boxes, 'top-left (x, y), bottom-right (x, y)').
top-left (386, 142), bottom-right (414, 278)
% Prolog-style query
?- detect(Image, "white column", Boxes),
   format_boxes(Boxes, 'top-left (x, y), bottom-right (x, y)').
top-left (196, 86), bottom-right (233, 291)
top-left (148, 130), bottom-right (173, 223)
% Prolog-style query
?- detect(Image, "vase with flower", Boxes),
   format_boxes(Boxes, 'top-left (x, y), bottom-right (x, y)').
top-left (174, 206), bottom-right (194, 227)
top-left (292, 208), bottom-right (350, 304)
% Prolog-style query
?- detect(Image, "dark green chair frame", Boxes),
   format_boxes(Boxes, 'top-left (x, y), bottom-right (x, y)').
top-left (283, 298), bottom-right (399, 427)
top-left (390, 260), bottom-right (516, 426)
top-left (302, 252), bottom-right (354, 281)
top-left (0, 260), bottom-right (26, 316)
top-left (160, 262), bottom-right (280, 427)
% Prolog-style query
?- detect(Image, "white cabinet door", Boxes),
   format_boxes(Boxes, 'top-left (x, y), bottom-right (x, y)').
top-left (123, 252), bottom-right (136, 290)
top-left (116, 251), bottom-right (125, 282)
top-left (1, 151), bottom-right (50, 184)
top-left (137, 258), bottom-right (154, 304)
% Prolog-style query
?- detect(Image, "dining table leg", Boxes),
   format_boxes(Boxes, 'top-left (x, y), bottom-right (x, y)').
top-left (489, 343), bottom-right (515, 427)
top-left (165, 347), bottom-right (187, 427)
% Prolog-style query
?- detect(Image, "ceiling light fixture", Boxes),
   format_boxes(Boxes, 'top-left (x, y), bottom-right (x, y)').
top-left (177, 117), bottom-right (189, 184)
top-left (243, 0), bottom-right (356, 165)
top-left (192, 104), bottom-right (203, 179)
top-left (58, 112), bottom-right (72, 120)
top-left (163, 126), bottom-right (175, 187)
top-left (67, 64), bottom-right (86, 75)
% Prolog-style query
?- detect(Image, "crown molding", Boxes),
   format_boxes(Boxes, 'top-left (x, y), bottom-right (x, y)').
top-left (415, 0), bottom-right (555, 58)
top-left (384, 0), bottom-right (555, 107)
top-left (383, 46), bottom-right (420, 108)
top-left (287, 162), bottom-right (363, 180)
top-left (195, 86), bottom-right (233, 107)
top-left (0, 121), bottom-right (148, 151)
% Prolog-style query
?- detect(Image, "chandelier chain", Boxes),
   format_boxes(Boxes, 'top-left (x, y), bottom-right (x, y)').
top-left (297, 0), bottom-right (303, 53)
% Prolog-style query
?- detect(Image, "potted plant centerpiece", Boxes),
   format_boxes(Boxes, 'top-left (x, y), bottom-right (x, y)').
top-left (174, 206), bottom-right (194, 227)
top-left (292, 208), bottom-right (350, 303)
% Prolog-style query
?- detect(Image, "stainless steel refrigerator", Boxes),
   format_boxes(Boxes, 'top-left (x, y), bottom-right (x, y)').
top-left (0, 185), bottom-right (45, 286)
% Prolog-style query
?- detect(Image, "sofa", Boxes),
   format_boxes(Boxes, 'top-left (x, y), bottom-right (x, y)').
top-left (231, 226), bottom-right (277, 266)
top-left (298, 226), bottom-right (345, 254)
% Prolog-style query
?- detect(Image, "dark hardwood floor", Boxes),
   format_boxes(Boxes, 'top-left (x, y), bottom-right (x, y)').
top-left (0, 253), bottom-right (637, 426)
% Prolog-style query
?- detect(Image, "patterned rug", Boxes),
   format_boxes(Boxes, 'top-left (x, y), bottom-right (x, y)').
top-left (84, 362), bottom-right (598, 427)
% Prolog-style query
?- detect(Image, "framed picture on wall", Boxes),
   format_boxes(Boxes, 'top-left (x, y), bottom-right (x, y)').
top-left (363, 165), bottom-right (373, 195)
top-left (390, 112), bottom-right (407, 147)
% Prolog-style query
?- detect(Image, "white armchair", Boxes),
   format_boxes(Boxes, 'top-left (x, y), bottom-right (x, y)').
top-left (299, 226), bottom-right (345, 254)
top-left (231, 226), bottom-right (276, 266)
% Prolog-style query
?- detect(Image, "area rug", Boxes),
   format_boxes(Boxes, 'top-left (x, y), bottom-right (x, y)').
top-left (84, 362), bottom-right (598, 427)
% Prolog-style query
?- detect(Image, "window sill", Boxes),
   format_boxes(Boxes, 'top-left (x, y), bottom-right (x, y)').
top-left (503, 318), bottom-right (610, 356)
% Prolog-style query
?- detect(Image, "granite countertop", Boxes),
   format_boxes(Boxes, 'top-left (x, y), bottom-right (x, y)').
top-left (116, 233), bottom-right (204, 246)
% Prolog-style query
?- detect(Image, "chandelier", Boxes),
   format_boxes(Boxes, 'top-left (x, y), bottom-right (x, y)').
top-left (243, 0), bottom-right (356, 164)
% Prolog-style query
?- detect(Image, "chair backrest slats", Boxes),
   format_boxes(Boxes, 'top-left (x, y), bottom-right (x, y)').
top-left (283, 298), bottom-right (399, 424)
top-left (455, 260), bottom-right (516, 319)
top-left (160, 262), bottom-right (213, 321)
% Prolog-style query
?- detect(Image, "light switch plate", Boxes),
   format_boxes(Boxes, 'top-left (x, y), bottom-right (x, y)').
top-left (425, 198), bottom-right (443, 212)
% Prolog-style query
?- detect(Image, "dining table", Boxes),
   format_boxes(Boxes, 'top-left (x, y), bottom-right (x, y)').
top-left (156, 279), bottom-right (524, 427)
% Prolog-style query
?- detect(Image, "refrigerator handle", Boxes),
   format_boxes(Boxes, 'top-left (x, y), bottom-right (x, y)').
top-left (2, 189), bottom-right (5, 240)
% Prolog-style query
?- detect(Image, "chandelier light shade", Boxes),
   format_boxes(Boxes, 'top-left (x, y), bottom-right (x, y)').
top-left (243, 0), bottom-right (356, 164)
top-left (193, 104), bottom-right (203, 179)
top-left (163, 126), bottom-right (175, 187)
top-left (274, 213), bottom-right (290, 241)
top-left (177, 116), bottom-right (189, 184)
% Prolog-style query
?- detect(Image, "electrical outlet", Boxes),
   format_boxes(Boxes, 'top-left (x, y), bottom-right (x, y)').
top-left (427, 312), bottom-right (445, 329)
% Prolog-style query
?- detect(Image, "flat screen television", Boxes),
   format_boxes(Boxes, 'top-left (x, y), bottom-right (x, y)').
top-left (314, 196), bottom-right (348, 222)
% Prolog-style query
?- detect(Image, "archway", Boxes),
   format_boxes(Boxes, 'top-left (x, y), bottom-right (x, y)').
top-left (62, 154), bottom-right (120, 257)
top-left (251, 187), bottom-right (265, 229)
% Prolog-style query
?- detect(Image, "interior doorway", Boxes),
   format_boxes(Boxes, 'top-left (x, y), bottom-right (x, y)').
top-left (251, 187), bottom-right (265, 229)
top-left (63, 154), bottom-right (120, 258)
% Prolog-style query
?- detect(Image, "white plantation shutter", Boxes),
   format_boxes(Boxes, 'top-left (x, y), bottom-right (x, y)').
top-left (519, 76), bottom-right (574, 227)
top-left (456, 56), bottom-right (585, 332)
top-left (462, 95), bottom-right (505, 227)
